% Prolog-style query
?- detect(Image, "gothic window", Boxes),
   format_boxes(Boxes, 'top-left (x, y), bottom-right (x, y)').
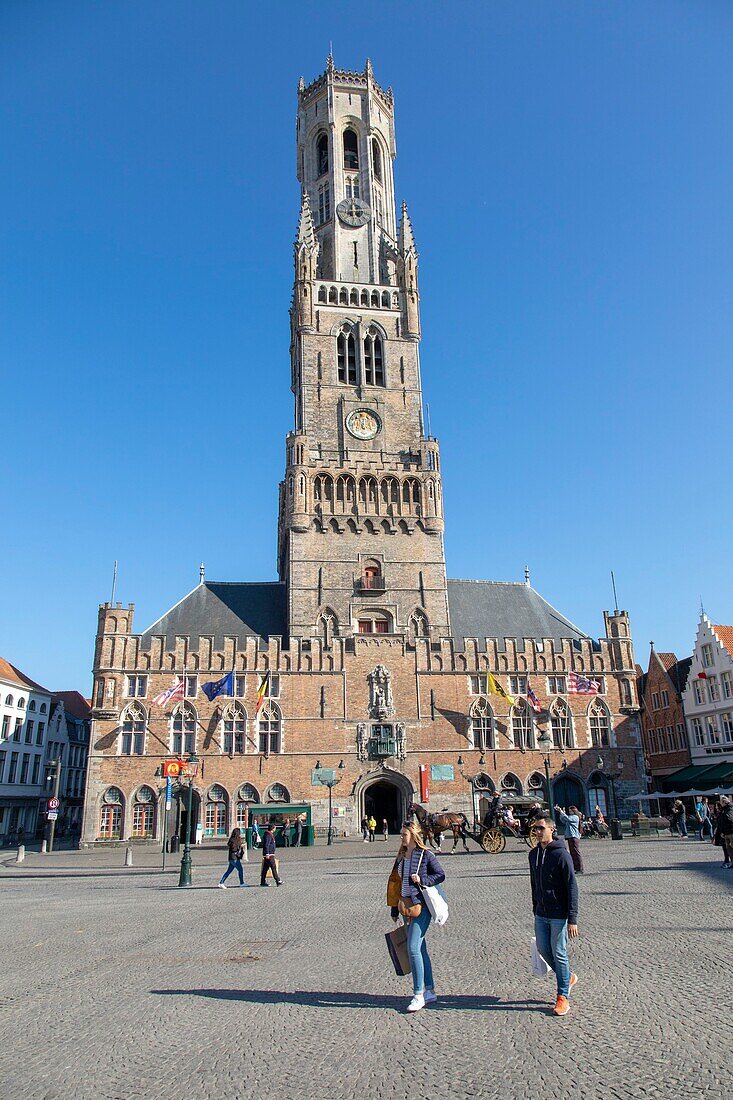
top-left (363, 328), bottom-right (384, 386)
top-left (360, 289), bottom-right (369, 306)
top-left (99, 787), bottom-right (123, 839)
top-left (371, 290), bottom-right (379, 307)
top-left (374, 189), bottom-right (384, 227)
top-left (339, 287), bottom-right (348, 304)
top-left (132, 786), bottom-right (156, 838)
top-left (317, 182), bottom-right (331, 225)
top-left (337, 326), bottom-right (357, 385)
top-left (205, 785), bottom-right (228, 837)
top-left (317, 133), bottom-right (329, 176)
top-left (500, 773), bottom-right (523, 796)
top-left (171, 702), bottom-right (196, 755)
top-left (267, 782), bottom-right (290, 803)
top-left (372, 138), bottom-right (382, 182)
top-left (511, 700), bottom-right (533, 750)
top-left (258, 702), bottom-right (282, 754)
top-left (120, 703), bottom-right (146, 756)
top-left (222, 702), bottom-right (247, 755)
top-left (550, 698), bottom-right (573, 750)
top-left (350, 288), bottom-right (358, 305)
top-left (470, 698), bottom-right (494, 750)
top-left (239, 782), bottom-right (259, 803)
top-left (318, 285), bottom-right (327, 303)
top-left (317, 609), bottom-right (338, 648)
top-left (588, 699), bottom-right (611, 748)
top-left (407, 610), bottom-right (429, 646)
top-left (328, 285), bottom-right (337, 303)
top-left (4, 695), bottom-right (12, 706)
top-left (381, 291), bottom-right (390, 307)
top-left (343, 128), bottom-right (359, 170)
top-left (345, 175), bottom-right (360, 199)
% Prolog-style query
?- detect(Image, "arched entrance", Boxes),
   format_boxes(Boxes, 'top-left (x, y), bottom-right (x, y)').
top-left (358, 770), bottom-right (414, 836)
top-left (553, 772), bottom-right (586, 817)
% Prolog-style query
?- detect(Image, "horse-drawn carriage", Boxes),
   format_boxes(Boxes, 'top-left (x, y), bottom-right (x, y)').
top-left (408, 795), bottom-right (547, 854)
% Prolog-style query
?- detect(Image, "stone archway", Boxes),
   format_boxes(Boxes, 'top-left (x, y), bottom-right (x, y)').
top-left (355, 769), bottom-right (414, 836)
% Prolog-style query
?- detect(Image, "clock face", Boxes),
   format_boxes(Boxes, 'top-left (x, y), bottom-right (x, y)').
top-left (346, 408), bottom-right (381, 440)
top-left (336, 198), bottom-right (372, 228)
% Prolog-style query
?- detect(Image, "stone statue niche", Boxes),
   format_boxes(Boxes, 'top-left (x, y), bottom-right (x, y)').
top-left (368, 664), bottom-right (395, 719)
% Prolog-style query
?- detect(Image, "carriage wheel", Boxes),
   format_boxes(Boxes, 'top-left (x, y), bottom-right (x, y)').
top-left (481, 828), bottom-right (505, 854)
top-left (526, 831), bottom-right (539, 849)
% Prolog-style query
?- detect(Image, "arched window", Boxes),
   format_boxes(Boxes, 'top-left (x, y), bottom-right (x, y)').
top-left (337, 326), bottom-right (357, 384)
top-left (381, 291), bottom-right (390, 307)
top-left (328, 285), bottom-right (337, 304)
top-left (317, 133), bottom-right (329, 176)
top-left (29, 700), bottom-right (36, 712)
top-left (588, 700), bottom-right (611, 748)
top-left (171, 702), bottom-right (196, 755)
top-left (363, 327), bottom-right (384, 386)
top-left (500, 773), bottom-right (523, 796)
top-left (267, 782), bottom-right (290, 803)
top-left (550, 698), bottom-right (573, 750)
top-left (222, 702), bottom-right (247, 755)
top-left (236, 783), bottom-right (260, 828)
top-left (17, 698), bottom-right (25, 709)
top-left (318, 285), bottom-right (327, 303)
top-left (205, 785), bottom-right (228, 837)
top-left (345, 175), bottom-right (360, 199)
top-left (371, 290), bottom-right (379, 307)
top-left (360, 289), bottom-right (369, 306)
top-left (120, 703), bottom-right (146, 756)
top-left (4, 695), bottom-right (13, 706)
top-left (527, 771), bottom-right (547, 798)
top-left (470, 698), bottom-right (494, 751)
top-left (40, 703), bottom-right (46, 714)
top-left (372, 138), bottom-right (382, 182)
top-left (132, 785), bottom-right (156, 837)
top-left (511, 700), bottom-right (533, 750)
top-left (258, 702), bottom-right (282, 754)
top-left (339, 287), bottom-right (348, 304)
top-left (99, 787), bottom-right (123, 839)
top-left (350, 287), bottom-right (359, 305)
top-left (317, 609), bottom-right (338, 648)
top-left (588, 772), bottom-right (609, 817)
top-left (343, 128), bottom-right (359, 169)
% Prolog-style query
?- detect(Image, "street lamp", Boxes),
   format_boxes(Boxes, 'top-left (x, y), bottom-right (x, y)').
top-left (537, 729), bottom-right (554, 821)
top-left (177, 751), bottom-right (199, 887)
top-left (596, 754), bottom-right (624, 820)
top-left (43, 758), bottom-right (62, 854)
top-left (315, 759), bottom-right (345, 846)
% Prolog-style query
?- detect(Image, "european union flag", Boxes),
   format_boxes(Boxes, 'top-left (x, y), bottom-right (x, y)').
top-left (202, 671), bottom-right (234, 702)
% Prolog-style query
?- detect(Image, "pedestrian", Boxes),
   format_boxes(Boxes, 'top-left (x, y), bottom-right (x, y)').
top-left (368, 815), bottom-right (377, 842)
top-left (218, 828), bottom-right (247, 889)
top-left (714, 795), bottom-right (733, 869)
top-left (382, 817), bottom-right (389, 841)
top-left (361, 816), bottom-right (369, 843)
top-left (294, 815), bottom-right (303, 847)
top-left (695, 798), bottom-right (713, 841)
top-left (260, 822), bottom-right (283, 886)
top-left (282, 818), bottom-right (291, 847)
top-left (251, 816), bottom-right (261, 848)
top-left (389, 822), bottom-right (445, 1012)
top-left (528, 814), bottom-right (579, 1017)
top-left (555, 804), bottom-right (584, 874)
top-left (592, 805), bottom-right (608, 838)
top-left (671, 799), bottom-right (688, 837)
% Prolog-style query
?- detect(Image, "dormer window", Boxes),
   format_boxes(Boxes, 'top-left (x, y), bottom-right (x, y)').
top-left (343, 128), bottom-right (359, 170)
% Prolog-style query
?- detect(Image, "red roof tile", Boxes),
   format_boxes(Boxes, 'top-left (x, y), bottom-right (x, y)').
top-left (0, 656), bottom-right (51, 694)
top-left (52, 690), bottom-right (92, 720)
top-left (712, 625), bottom-right (733, 658)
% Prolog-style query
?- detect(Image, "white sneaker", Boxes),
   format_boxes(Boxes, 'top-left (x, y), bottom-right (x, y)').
top-left (218, 883), bottom-right (227, 889)
top-left (424, 990), bottom-right (438, 1005)
top-left (407, 993), bottom-right (425, 1013)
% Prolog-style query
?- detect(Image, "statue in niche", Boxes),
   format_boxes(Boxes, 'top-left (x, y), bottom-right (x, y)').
top-left (368, 664), bottom-right (394, 719)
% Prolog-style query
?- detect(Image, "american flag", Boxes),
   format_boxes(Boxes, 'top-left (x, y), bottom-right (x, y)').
top-left (567, 671), bottom-right (600, 694)
top-left (526, 681), bottom-right (543, 713)
top-left (152, 678), bottom-right (185, 707)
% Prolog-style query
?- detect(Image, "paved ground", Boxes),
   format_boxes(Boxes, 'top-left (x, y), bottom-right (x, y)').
top-left (0, 834), bottom-right (729, 1100)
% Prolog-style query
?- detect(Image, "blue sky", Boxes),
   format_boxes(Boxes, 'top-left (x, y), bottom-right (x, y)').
top-left (2, 1), bottom-right (732, 691)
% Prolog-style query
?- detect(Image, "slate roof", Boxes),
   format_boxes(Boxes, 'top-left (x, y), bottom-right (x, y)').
top-left (52, 690), bottom-right (92, 721)
top-left (666, 656), bottom-right (692, 695)
top-left (139, 579), bottom-right (587, 649)
top-left (446, 581), bottom-right (587, 648)
top-left (140, 582), bottom-right (287, 649)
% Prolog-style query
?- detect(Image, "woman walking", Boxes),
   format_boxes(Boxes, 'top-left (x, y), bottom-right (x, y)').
top-left (218, 828), bottom-right (247, 888)
top-left (389, 822), bottom-right (445, 1013)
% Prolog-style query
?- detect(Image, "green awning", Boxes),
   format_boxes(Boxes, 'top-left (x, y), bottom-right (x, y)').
top-left (661, 763), bottom-right (721, 792)
top-left (693, 761), bottom-right (733, 787)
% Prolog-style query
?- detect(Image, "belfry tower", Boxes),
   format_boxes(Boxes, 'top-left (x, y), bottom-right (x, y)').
top-left (278, 58), bottom-right (450, 644)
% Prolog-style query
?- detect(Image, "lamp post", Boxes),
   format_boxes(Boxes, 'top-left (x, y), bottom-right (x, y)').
top-left (43, 758), bottom-right (62, 854)
top-left (315, 759), bottom-right (345, 846)
top-left (177, 751), bottom-right (199, 887)
top-left (596, 754), bottom-right (624, 820)
top-left (537, 730), bottom-right (554, 821)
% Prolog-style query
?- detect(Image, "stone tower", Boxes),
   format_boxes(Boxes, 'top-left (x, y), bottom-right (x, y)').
top-left (277, 58), bottom-right (450, 643)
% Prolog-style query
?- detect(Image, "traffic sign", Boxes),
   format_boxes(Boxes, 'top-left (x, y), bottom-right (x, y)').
top-left (47, 811), bottom-right (58, 821)
top-left (48, 797), bottom-right (60, 810)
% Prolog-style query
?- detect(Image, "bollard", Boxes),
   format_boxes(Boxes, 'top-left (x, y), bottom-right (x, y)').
top-left (41, 840), bottom-right (47, 854)
top-left (125, 846), bottom-right (133, 867)
top-left (15, 845), bottom-right (25, 864)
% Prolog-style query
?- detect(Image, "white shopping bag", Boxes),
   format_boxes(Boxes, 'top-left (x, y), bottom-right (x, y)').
top-left (530, 937), bottom-right (552, 978)
top-left (422, 883), bottom-right (449, 926)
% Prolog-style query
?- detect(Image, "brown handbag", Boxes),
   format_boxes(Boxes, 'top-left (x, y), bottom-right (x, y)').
top-left (398, 897), bottom-right (422, 919)
top-left (387, 861), bottom-right (402, 907)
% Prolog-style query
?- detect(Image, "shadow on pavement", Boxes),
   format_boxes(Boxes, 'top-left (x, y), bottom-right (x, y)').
top-left (150, 988), bottom-right (548, 1012)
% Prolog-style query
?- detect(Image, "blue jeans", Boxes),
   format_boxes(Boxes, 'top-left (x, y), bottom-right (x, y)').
top-left (406, 906), bottom-right (434, 995)
top-left (220, 858), bottom-right (244, 885)
top-left (698, 818), bottom-right (713, 840)
top-left (534, 916), bottom-right (570, 997)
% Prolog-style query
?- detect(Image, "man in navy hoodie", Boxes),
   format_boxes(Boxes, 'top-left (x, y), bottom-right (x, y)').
top-left (528, 815), bottom-right (579, 1016)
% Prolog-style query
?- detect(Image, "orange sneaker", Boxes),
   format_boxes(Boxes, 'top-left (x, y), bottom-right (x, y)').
top-left (569, 973), bottom-right (578, 993)
top-left (553, 995), bottom-right (570, 1016)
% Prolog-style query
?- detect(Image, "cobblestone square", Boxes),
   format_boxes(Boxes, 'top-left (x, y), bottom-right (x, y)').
top-left (1, 836), bottom-right (728, 1100)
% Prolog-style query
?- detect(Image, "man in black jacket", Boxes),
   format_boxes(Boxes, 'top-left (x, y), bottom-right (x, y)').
top-left (260, 822), bottom-right (283, 886)
top-left (529, 816), bottom-right (579, 1016)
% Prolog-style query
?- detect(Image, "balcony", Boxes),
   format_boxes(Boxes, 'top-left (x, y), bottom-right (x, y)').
top-left (356, 573), bottom-right (386, 594)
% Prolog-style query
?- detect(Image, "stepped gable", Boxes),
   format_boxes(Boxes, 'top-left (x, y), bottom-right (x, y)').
top-left (140, 581), bottom-right (286, 649)
top-left (447, 580), bottom-right (586, 648)
top-left (52, 690), bottom-right (92, 719)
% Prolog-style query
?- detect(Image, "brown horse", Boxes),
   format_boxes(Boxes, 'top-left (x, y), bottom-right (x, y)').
top-left (408, 801), bottom-right (472, 853)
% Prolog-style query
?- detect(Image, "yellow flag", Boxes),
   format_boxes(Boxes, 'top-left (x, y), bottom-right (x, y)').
top-left (487, 672), bottom-right (515, 706)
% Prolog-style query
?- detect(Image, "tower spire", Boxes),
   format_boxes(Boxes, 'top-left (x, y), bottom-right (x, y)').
top-left (294, 188), bottom-right (318, 256)
top-left (398, 201), bottom-right (417, 257)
